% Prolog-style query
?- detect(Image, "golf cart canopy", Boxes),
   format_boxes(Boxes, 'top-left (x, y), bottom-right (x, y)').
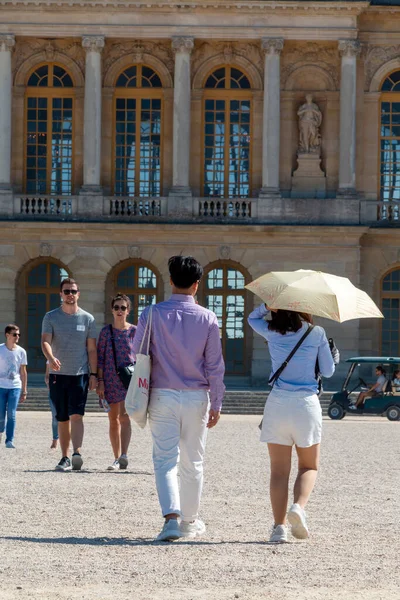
top-left (346, 357), bottom-right (400, 364)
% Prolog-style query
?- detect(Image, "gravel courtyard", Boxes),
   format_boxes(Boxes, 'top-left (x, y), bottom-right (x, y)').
top-left (0, 412), bottom-right (399, 600)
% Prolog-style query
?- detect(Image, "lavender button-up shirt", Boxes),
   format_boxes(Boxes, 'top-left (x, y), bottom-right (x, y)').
top-left (132, 294), bottom-right (226, 411)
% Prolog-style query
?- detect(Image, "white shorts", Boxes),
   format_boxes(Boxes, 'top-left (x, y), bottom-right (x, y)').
top-left (260, 388), bottom-right (322, 447)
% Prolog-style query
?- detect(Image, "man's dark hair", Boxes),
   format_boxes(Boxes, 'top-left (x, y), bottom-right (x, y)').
top-left (60, 277), bottom-right (79, 292)
top-left (4, 324), bottom-right (19, 335)
top-left (268, 310), bottom-right (312, 336)
top-left (168, 256), bottom-right (203, 289)
top-left (376, 365), bottom-right (386, 375)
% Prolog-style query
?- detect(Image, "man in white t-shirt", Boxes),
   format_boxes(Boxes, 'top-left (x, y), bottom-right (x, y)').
top-left (352, 365), bottom-right (387, 409)
top-left (0, 324), bottom-right (28, 448)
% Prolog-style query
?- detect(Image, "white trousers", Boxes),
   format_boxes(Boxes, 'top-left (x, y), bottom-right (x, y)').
top-left (148, 388), bottom-right (209, 521)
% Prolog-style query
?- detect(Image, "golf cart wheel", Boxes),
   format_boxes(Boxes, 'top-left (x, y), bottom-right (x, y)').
top-left (328, 404), bottom-right (344, 420)
top-left (386, 406), bottom-right (400, 421)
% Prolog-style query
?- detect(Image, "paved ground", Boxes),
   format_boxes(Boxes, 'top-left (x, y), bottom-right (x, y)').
top-left (0, 412), bottom-right (399, 600)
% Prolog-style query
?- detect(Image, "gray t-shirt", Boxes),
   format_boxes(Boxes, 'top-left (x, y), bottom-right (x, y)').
top-left (42, 307), bottom-right (96, 376)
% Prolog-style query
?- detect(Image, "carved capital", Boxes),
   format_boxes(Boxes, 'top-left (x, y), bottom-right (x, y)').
top-left (172, 37), bottom-right (194, 55)
top-left (261, 38), bottom-right (284, 56)
top-left (338, 40), bottom-right (361, 59)
top-left (82, 35), bottom-right (105, 54)
top-left (0, 34), bottom-right (15, 52)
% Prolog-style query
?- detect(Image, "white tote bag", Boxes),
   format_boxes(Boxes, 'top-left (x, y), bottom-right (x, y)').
top-left (125, 307), bottom-right (152, 428)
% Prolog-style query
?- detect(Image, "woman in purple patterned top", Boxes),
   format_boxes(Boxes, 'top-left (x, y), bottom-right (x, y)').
top-left (96, 294), bottom-right (136, 471)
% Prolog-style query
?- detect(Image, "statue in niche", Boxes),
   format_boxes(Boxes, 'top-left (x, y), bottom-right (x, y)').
top-left (297, 94), bottom-right (322, 154)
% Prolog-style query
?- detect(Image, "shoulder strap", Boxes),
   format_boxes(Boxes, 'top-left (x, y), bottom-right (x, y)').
top-left (109, 324), bottom-right (118, 371)
top-left (268, 325), bottom-right (314, 387)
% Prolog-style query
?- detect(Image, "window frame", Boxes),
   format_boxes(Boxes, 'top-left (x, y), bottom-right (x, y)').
top-left (380, 266), bottom-right (400, 356)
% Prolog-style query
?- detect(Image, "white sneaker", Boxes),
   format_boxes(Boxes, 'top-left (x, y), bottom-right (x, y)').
top-left (5, 441), bottom-right (15, 449)
top-left (180, 519), bottom-right (206, 539)
top-left (269, 524), bottom-right (288, 543)
top-left (118, 454), bottom-right (128, 470)
top-left (288, 503), bottom-right (309, 539)
top-left (156, 519), bottom-right (182, 542)
top-left (107, 459), bottom-right (120, 471)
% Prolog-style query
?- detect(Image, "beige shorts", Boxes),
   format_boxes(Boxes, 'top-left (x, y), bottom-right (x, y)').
top-left (260, 388), bottom-right (322, 448)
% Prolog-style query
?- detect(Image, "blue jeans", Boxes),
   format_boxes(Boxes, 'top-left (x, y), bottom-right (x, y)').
top-left (49, 394), bottom-right (59, 440)
top-left (0, 387), bottom-right (21, 443)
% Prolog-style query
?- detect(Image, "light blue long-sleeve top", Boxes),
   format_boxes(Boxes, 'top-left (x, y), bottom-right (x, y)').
top-left (248, 304), bottom-right (335, 394)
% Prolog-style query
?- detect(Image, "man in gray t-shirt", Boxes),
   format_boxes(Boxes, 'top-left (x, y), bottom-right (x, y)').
top-left (41, 277), bottom-right (97, 472)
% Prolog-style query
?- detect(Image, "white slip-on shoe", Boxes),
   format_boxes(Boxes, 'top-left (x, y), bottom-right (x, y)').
top-left (269, 524), bottom-right (288, 543)
top-left (156, 519), bottom-right (182, 542)
top-left (288, 503), bottom-right (309, 539)
top-left (107, 459), bottom-right (120, 471)
top-left (180, 519), bottom-right (206, 539)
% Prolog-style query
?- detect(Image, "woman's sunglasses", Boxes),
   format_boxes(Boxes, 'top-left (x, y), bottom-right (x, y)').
top-left (112, 305), bottom-right (128, 312)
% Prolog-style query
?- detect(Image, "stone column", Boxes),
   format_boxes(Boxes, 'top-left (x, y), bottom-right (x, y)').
top-left (338, 40), bottom-right (361, 195)
top-left (81, 35), bottom-right (104, 195)
top-left (0, 34), bottom-right (15, 193)
top-left (259, 38), bottom-right (284, 200)
top-left (169, 36), bottom-right (194, 203)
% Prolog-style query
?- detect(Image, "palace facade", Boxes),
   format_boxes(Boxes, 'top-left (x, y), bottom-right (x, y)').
top-left (0, 0), bottom-right (400, 385)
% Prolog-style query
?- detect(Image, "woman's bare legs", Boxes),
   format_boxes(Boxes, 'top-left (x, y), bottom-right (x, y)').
top-left (267, 443), bottom-right (292, 525)
top-left (293, 443), bottom-right (320, 508)
top-left (119, 401), bottom-right (131, 456)
top-left (108, 403), bottom-right (121, 459)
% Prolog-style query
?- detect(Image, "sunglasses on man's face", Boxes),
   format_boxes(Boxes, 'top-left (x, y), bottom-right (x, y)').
top-left (11, 332), bottom-right (20, 337)
top-left (112, 305), bottom-right (128, 312)
top-left (62, 289), bottom-right (78, 295)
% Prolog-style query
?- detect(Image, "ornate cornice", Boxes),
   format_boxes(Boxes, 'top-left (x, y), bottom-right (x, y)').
top-left (82, 35), bottom-right (105, 54)
top-left (338, 40), bottom-right (362, 58)
top-left (172, 37), bottom-right (194, 54)
top-left (261, 38), bottom-right (284, 56)
top-left (0, 34), bottom-right (15, 52)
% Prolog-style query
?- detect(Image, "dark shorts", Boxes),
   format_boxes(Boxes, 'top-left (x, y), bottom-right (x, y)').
top-left (49, 374), bottom-right (89, 422)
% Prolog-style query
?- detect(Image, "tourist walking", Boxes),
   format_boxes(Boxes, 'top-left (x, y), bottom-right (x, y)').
top-left (96, 294), bottom-right (136, 471)
top-left (248, 305), bottom-right (335, 543)
top-left (45, 363), bottom-right (58, 449)
top-left (132, 256), bottom-right (225, 542)
top-left (41, 278), bottom-right (97, 471)
top-left (0, 324), bottom-right (27, 448)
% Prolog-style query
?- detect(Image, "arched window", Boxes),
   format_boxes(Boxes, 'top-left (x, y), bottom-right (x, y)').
top-left (203, 66), bottom-right (252, 199)
top-left (199, 263), bottom-right (248, 374)
top-left (25, 64), bottom-right (74, 195)
top-left (379, 70), bottom-right (400, 203)
top-left (114, 65), bottom-right (163, 197)
top-left (109, 261), bottom-right (161, 324)
top-left (25, 260), bottom-right (70, 371)
top-left (381, 268), bottom-right (400, 355)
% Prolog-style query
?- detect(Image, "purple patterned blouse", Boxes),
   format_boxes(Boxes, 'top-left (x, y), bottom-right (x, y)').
top-left (97, 324), bottom-right (137, 404)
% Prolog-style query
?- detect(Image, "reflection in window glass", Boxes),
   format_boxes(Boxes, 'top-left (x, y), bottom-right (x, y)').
top-left (381, 268), bottom-right (400, 356)
top-left (115, 263), bottom-right (158, 324)
top-left (207, 269), bottom-right (224, 289)
top-left (380, 88), bottom-right (400, 201)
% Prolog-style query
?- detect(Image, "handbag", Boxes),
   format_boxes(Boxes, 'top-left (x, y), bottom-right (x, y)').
top-left (315, 337), bottom-right (340, 396)
top-left (259, 325), bottom-right (314, 430)
top-left (109, 324), bottom-right (135, 390)
top-left (125, 307), bottom-right (153, 428)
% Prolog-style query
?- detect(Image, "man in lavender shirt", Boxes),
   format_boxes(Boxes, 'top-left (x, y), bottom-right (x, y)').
top-left (132, 256), bottom-right (225, 542)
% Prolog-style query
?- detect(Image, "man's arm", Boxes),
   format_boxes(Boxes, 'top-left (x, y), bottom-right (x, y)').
top-left (204, 315), bottom-right (226, 428)
top-left (87, 337), bottom-right (97, 391)
top-left (41, 333), bottom-right (61, 371)
top-left (19, 365), bottom-right (27, 402)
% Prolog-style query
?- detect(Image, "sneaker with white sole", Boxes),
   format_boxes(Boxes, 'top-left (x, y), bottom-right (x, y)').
top-left (269, 524), bottom-right (288, 543)
top-left (56, 456), bottom-right (72, 471)
top-left (107, 459), bottom-right (120, 471)
top-left (156, 519), bottom-right (182, 542)
top-left (288, 503), bottom-right (309, 539)
top-left (5, 441), bottom-right (15, 449)
top-left (118, 454), bottom-right (128, 470)
top-left (71, 452), bottom-right (83, 471)
top-left (180, 519), bottom-right (206, 539)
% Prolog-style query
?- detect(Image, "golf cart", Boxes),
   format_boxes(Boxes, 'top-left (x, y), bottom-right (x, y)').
top-left (327, 357), bottom-right (400, 421)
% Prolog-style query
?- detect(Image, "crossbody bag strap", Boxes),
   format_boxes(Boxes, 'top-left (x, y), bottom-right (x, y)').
top-left (109, 324), bottom-right (119, 372)
top-left (268, 325), bottom-right (314, 387)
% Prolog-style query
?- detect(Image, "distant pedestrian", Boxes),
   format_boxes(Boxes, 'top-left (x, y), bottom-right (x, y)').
top-left (41, 278), bottom-right (97, 472)
top-left (45, 363), bottom-right (58, 450)
top-left (132, 256), bottom-right (225, 542)
top-left (96, 294), bottom-right (136, 470)
top-left (0, 324), bottom-right (27, 448)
